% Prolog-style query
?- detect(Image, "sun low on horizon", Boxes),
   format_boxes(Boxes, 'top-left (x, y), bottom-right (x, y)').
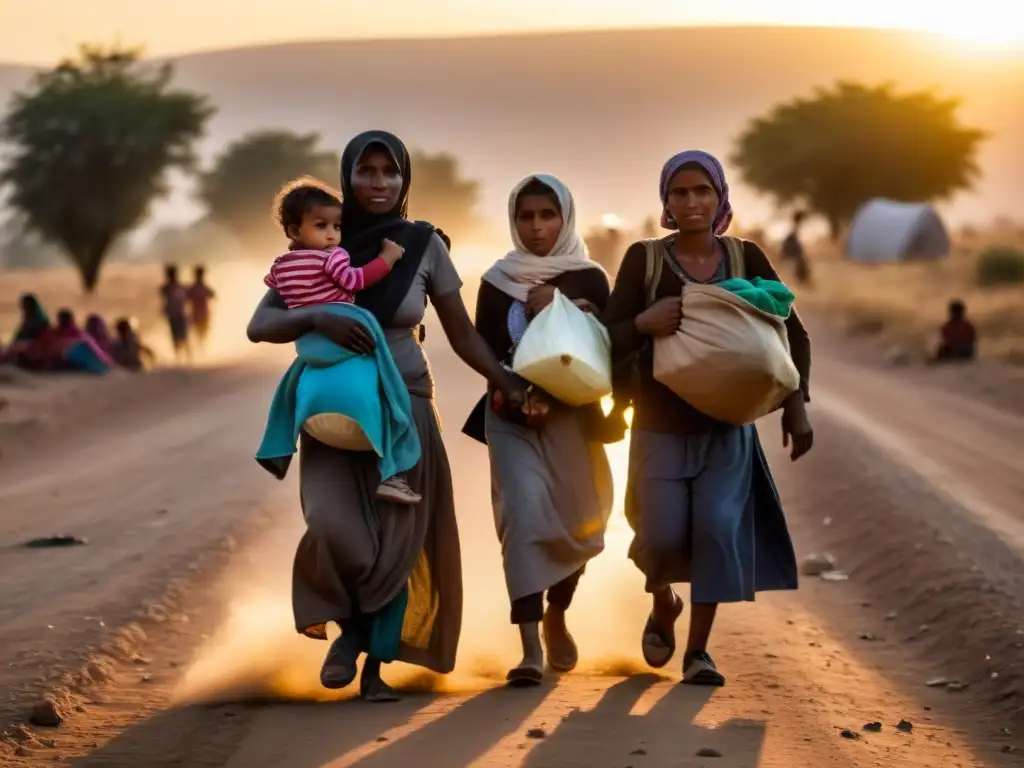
top-left (0, 0), bottom-right (1021, 65)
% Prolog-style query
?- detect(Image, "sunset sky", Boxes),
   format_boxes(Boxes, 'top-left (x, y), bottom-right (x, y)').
top-left (1, 0), bottom-right (1022, 64)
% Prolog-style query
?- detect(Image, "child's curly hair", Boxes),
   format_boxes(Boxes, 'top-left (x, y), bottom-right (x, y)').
top-left (273, 176), bottom-right (342, 236)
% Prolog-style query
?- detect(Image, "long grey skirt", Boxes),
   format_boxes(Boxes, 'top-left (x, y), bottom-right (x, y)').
top-left (292, 395), bottom-right (462, 674)
top-left (485, 405), bottom-right (613, 603)
top-left (625, 425), bottom-right (798, 603)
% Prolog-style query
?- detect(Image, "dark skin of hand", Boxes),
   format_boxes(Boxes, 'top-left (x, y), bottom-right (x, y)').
top-left (633, 293), bottom-right (813, 462)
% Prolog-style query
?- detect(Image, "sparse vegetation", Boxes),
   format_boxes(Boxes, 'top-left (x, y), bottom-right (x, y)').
top-left (791, 230), bottom-right (1024, 362)
top-left (0, 45), bottom-right (213, 292)
top-left (975, 246), bottom-right (1024, 288)
top-left (731, 82), bottom-right (987, 239)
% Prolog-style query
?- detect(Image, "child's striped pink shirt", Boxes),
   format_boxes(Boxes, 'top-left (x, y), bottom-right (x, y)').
top-left (264, 248), bottom-right (390, 308)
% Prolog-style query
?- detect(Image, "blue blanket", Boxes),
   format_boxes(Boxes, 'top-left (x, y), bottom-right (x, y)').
top-left (255, 303), bottom-right (421, 481)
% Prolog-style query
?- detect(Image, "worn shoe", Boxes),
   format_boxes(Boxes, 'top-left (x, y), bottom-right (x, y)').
top-left (376, 477), bottom-right (422, 506)
top-left (682, 650), bottom-right (726, 687)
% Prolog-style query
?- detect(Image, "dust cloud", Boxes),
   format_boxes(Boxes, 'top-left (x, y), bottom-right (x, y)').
top-left (173, 427), bottom-right (657, 705)
top-left (171, 246), bottom-right (658, 704)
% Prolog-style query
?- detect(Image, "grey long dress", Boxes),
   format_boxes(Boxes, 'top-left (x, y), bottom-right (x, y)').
top-left (291, 234), bottom-right (463, 673)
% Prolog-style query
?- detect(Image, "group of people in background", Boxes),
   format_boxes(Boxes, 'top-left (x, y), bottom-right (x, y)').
top-left (0, 263), bottom-right (216, 376)
top-left (158, 263), bottom-right (216, 362)
top-left (0, 293), bottom-right (153, 374)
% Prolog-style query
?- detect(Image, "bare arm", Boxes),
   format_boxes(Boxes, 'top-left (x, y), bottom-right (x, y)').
top-left (246, 288), bottom-right (318, 344)
top-left (434, 289), bottom-right (518, 395)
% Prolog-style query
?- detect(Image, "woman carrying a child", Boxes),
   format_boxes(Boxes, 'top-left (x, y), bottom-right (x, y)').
top-left (463, 175), bottom-right (614, 685)
top-left (247, 130), bottom-right (525, 702)
top-left (602, 150), bottom-right (814, 686)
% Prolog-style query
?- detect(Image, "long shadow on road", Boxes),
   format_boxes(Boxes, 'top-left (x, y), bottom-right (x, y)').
top-left (70, 677), bottom-right (763, 767)
top-left (523, 676), bottom-right (764, 768)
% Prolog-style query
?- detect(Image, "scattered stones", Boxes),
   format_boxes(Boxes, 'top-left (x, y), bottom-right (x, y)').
top-left (140, 674), bottom-right (154, 683)
top-left (15, 746), bottom-right (31, 758)
top-left (926, 677), bottom-right (950, 688)
top-left (821, 570), bottom-right (850, 582)
top-left (858, 633), bottom-right (877, 642)
top-left (630, 748), bottom-right (647, 755)
top-left (1002, 745), bottom-right (1017, 754)
top-left (39, 738), bottom-right (56, 748)
top-left (526, 728), bottom-right (546, 739)
top-left (375, 736), bottom-right (389, 743)
top-left (840, 729), bottom-right (861, 740)
top-left (29, 698), bottom-right (63, 727)
top-left (896, 719), bottom-right (913, 733)
top-left (946, 681), bottom-right (969, 692)
top-left (885, 611), bottom-right (898, 621)
top-left (799, 553), bottom-right (837, 576)
top-left (131, 655), bottom-right (151, 666)
top-left (695, 746), bottom-right (722, 758)
top-left (22, 535), bottom-right (87, 549)
top-left (863, 722), bottom-right (883, 733)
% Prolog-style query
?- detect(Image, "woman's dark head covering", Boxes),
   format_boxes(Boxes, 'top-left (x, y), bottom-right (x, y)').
top-left (339, 130), bottom-right (411, 237)
top-left (14, 293), bottom-right (50, 341)
top-left (338, 129), bottom-right (445, 326)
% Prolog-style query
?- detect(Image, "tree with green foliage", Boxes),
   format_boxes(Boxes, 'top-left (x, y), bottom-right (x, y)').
top-left (200, 130), bottom-right (340, 249)
top-left (0, 45), bottom-right (213, 291)
top-left (730, 82), bottom-right (987, 238)
top-left (407, 150), bottom-right (481, 238)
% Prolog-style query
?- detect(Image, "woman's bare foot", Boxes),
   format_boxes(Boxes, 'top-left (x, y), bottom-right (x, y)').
top-left (506, 622), bottom-right (545, 686)
top-left (360, 657), bottom-right (401, 702)
top-left (542, 607), bottom-right (578, 672)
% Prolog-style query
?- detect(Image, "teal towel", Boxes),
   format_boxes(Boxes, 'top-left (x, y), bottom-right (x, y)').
top-left (255, 303), bottom-right (421, 481)
top-left (717, 276), bottom-right (795, 318)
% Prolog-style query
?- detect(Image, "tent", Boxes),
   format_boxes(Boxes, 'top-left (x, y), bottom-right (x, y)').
top-left (845, 199), bottom-right (950, 263)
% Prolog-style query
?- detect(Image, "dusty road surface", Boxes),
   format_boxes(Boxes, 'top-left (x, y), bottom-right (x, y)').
top-left (1, 316), bottom-right (1023, 767)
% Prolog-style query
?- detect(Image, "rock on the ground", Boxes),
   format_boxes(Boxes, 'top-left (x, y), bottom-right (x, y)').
top-left (799, 552), bottom-right (838, 576)
top-left (696, 746), bottom-right (722, 757)
top-left (29, 698), bottom-right (63, 727)
top-left (840, 729), bottom-right (862, 740)
top-left (863, 722), bottom-right (883, 733)
top-left (896, 719), bottom-right (914, 733)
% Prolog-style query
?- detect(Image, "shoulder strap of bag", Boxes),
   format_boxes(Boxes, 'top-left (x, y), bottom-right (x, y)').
top-left (720, 236), bottom-right (746, 279)
top-left (642, 239), bottom-right (664, 308)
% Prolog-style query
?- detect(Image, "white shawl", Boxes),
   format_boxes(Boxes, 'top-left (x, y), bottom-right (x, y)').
top-left (481, 173), bottom-right (604, 303)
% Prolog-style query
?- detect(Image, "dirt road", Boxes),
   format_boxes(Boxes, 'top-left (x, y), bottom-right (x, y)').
top-left (1, 322), bottom-right (1022, 767)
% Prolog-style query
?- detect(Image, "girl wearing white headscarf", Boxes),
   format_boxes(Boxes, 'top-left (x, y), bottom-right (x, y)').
top-left (462, 174), bottom-right (615, 685)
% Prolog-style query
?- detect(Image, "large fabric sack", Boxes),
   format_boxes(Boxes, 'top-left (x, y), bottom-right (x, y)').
top-left (512, 289), bottom-right (612, 406)
top-left (653, 283), bottom-right (800, 425)
top-left (297, 357), bottom-right (378, 452)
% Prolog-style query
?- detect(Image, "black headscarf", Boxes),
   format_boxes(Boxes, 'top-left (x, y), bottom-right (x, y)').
top-left (339, 130), bottom-right (442, 327)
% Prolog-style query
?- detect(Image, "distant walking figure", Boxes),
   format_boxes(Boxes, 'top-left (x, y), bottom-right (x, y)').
top-left (159, 265), bottom-right (190, 362)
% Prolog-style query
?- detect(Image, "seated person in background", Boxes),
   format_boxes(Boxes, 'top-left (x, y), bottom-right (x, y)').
top-left (54, 309), bottom-right (115, 373)
top-left (112, 318), bottom-right (156, 371)
top-left (85, 314), bottom-right (116, 359)
top-left (933, 300), bottom-right (976, 362)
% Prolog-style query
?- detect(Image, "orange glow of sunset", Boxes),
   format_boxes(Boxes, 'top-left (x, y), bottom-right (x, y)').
top-left (0, 0), bottom-right (1021, 65)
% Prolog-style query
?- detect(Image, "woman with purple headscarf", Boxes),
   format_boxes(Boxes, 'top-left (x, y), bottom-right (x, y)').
top-left (602, 150), bottom-right (813, 686)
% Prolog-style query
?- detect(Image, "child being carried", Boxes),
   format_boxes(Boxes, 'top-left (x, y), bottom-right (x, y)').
top-left (264, 177), bottom-right (421, 506)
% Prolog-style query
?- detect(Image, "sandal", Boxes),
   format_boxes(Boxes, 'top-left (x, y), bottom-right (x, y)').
top-left (360, 660), bottom-right (402, 702)
top-left (319, 633), bottom-right (361, 690)
top-left (505, 664), bottom-right (544, 687)
top-left (641, 590), bottom-right (684, 669)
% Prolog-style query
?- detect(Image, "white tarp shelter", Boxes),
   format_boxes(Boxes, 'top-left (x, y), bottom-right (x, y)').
top-left (845, 198), bottom-right (950, 263)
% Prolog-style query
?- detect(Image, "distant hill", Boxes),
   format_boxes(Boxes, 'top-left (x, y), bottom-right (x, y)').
top-left (1, 26), bottom-right (1021, 243)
